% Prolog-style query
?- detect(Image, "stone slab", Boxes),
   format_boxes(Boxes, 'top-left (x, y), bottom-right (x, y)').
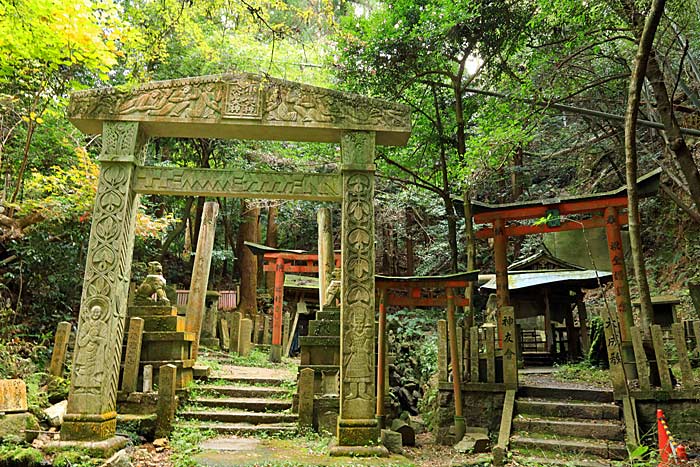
top-left (142, 315), bottom-right (186, 332)
top-left (128, 305), bottom-right (177, 317)
top-left (199, 436), bottom-right (260, 452)
top-left (142, 331), bottom-right (195, 342)
top-left (0, 379), bottom-right (27, 413)
top-left (0, 411), bottom-right (40, 443)
top-left (380, 429), bottom-right (402, 454)
top-left (44, 436), bottom-right (129, 458)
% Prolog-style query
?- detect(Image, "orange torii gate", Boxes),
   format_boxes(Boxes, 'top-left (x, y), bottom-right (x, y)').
top-left (374, 271), bottom-right (478, 436)
top-left (470, 168), bottom-right (661, 374)
top-left (245, 242), bottom-right (341, 353)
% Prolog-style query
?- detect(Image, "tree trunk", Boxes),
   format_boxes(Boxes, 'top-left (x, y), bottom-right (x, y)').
top-left (463, 191), bottom-right (476, 328)
top-left (624, 0), bottom-right (664, 333)
top-left (443, 195), bottom-right (459, 273)
top-left (160, 197), bottom-right (194, 261)
top-left (645, 53), bottom-right (700, 210)
top-left (265, 204), bottom-right (278, 292)
top-left (236, 200), bottom-right (259, 318)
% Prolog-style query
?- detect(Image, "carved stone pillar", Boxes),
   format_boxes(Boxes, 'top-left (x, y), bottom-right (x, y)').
top-left (332, 131), bottom-right (385, 456)
top-left (61, 122), bottom-right (146, 441)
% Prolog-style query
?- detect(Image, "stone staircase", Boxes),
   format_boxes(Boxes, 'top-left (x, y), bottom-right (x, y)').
top-left (510, 385), bottom-right (627, 466)
top-left (178, 373), bottom-right (298, 436)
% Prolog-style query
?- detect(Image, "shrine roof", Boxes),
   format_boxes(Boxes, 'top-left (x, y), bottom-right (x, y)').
top-left (67, 73), bottom-right (411, 146)
top-left (284, 274), bottom-right (319, 290)
top-left (376, 270), bottom-right (479, 285)
top-left (480, 269), bottom-right (612, 291)
top-left (455, 168), bottom-right (661, 218)
top-left (508, 249), bottom-right (585, 271)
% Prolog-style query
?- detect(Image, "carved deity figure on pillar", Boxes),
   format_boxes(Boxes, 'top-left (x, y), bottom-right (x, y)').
top-left (343, 309), bottom-right (372, 401)
top-left (134, 261), bottom-right (170, 305)
top-left (74, 304), bottom-right (109, 393)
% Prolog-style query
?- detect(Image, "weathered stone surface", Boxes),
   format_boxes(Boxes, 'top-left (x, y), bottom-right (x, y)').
top-left (99, 447), bottom-right (133, 467)
top-left (218, 319), bottom-right (229, 351)
top-left (143, 365), bottom-right (153, 393)
top-left (44, 436), bottom-right (129, 458)
top-left (68, 73), bottom-right (411, 147)
top-left (337, 131), bottom-right (377, 448)
top-left (390, 418), bottom-right (415, 447)
top-left (49, 322), bottom-right (72, 378)
top-left (155, 364), bottom-right (177, 438)
top-left (62, 122), bottom-right (146, 442)
top-left (454, 432), bottom-right (490, 453)
top-left (134, 262), bottom-right (169, 305)
top-left (0, 412), bottom-right (40, 443)
top-left (185, 202), bottom-right (219, 360)
top-left (229, 311), bottom-right (242, 354)
top-left (122, 317), bottom-right (144, 394)
top-left (298, 368), bottom-right (314, 428)
top-left (263, 316), bottom-right (271, 345)
top-left (44, 400), bottom-right (68, 427)
top-left (128, 305), bottom-right (177, 318)
top-left (0, 379), bottom-right (28, 413)
top-left (238, 319), bottom-right (253, 357)
top-left (380, 429), bottom-right (403, 454)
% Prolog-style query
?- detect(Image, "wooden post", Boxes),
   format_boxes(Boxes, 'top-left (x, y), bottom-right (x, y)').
top-left (122, 317), bottom-right (144, 393)
top-left (470, 326), bottom-right (479, 383)
top-left (455, 325), bottom-right (463, 381)
top-left (631, 326), bottom-right (651, 391)
top-left (576, 301), bottom-right (591, 354)
top-left (155, 364), bottom-right (177, 438)
top-left (501, 306), bottom-right (518, 390)
top-left (493, 218), bottom-right (509, 346)
top-left (446, 289), bottom-right (464, 440)
top-left (693, 320), bottom-right (700, 360)
top-left (671, 323), bottom-right (694, 389)
top-left (600, 305), bottom-right (628, 396)
top-left (565, 304), bottom-right (577, 358)
top-left (317, 208), bottom-right (334, 312)
top-left (543, 288), bottom-right (553, 355)
top-left (48, 321), bottom-right (72, 378)
top-left (651, 325), bottom-right (672, 391)
top-left (239, 318), bottom-right (254, 357)
top-left (185, 201), bottom-right (219, 360)
top-left (437, 320), bottom-right (448, 383)
top-left (270, 256), bottom-right (285, 362)
top-left (485, 327), bottom-right (496, 383)
top-left (376, 288), bottom-right (387, 428)
top-left (282, 311), bottom-right (291, 357)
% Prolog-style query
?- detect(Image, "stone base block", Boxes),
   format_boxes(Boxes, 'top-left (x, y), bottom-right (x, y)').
top-left (0, 411), bottom-right (40, 443)
top-left (337, 424), bottom-right (381, 447)
top-left (328, 440), bottom-right (389, 457)
top-left (269, 344), bottom-right (282, 363)
top-left (129, 305), bottom-right (177, 317)
top-left (200, 338), bottom-right (220, 349)
top-left (44, 436), bottom-right (128, 458)
top-left (193, 365), bottom-right (211, 380)
top-left (61, 415), bottom-right (117, 441)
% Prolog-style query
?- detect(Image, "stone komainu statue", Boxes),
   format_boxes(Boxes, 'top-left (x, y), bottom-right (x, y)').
top-left (323, 268), bottom-right (341, 307)
top-left (134, 261), bottom-right (170, 305)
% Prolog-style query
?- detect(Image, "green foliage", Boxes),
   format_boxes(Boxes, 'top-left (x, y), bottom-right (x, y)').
top-left (170, 425), bottom-right (215, 467)
top-left (552, 362), bottom-right (610, 387)
top-left (52, 449), bottom-right (101, 467)
top-left (0, 442), bottom-right (44, 466)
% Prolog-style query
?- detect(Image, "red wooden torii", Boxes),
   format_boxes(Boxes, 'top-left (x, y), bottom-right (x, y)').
top-left (374, 271), bottom-right (478, 433)
top-left (245, 242), bottom-right (341, 355)
top-left (470, 168), bottom-right (661, 367)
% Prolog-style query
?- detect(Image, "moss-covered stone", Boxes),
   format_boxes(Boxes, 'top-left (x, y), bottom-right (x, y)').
top-left (0, 412), bottom-right (40, 444)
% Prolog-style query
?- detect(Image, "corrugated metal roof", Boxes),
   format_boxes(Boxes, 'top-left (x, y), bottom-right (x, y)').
top-left (480, 269), bottom-right (612, 291)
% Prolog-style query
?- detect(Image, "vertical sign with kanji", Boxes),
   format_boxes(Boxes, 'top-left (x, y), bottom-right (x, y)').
top-left (501, 306), bottom-right (518, 389)
top-left (600, 305), bottom-right (628, 396)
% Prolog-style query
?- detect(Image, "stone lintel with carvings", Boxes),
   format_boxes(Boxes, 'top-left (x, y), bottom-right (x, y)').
top-left (133, 167), bottom-right (342, 201)
top-left (67, 73), bottom-right (411, 146)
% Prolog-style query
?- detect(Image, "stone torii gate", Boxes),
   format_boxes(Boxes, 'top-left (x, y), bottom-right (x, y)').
top-left (60, 73), bottom-right (411, 455)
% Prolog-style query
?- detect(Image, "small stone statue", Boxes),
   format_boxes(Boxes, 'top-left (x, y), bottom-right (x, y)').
top-left (483, 293), bottom-right (498, 327)
top-left (134, 261), bottom-right (170, 305)
top-left (323, 269), bottom-right (341, 307)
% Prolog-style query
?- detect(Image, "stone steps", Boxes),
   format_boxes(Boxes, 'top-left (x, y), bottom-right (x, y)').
top-left (210, 375), bottom-right (290, 387)
top-left (510, 435), bottom-right (628, 460)
top-left (515, 399), bottom-right (620, 420)
top-left (513, 454), bottom-right (616, 466)
top-left (518, 385), bottom-right (614, 403)
top-left (191, 397), bottom-right (292, 411)
top-left (195, 385), bottom-right (289, 399)
top-left (182, 421), bottom-right (298, 436)
top-left (180, 409), bottom-right (297, 424)
top-left (512, 416), bottom-right (624, 441)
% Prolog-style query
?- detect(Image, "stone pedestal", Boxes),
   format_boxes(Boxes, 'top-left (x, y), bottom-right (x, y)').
top-left (125, 305), bottom-right (194, 390)
top-left (299, 307), bottom-right (340, 395)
